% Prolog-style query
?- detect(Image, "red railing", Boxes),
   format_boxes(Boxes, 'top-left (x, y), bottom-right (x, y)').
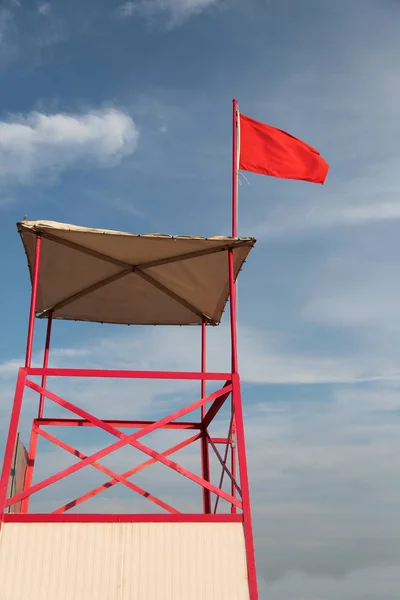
top-left (0, 368), bottom-right (243, 520)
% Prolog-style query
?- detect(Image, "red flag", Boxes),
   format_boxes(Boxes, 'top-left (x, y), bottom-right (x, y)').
top-left (239, 113), bottom-right (329, 184)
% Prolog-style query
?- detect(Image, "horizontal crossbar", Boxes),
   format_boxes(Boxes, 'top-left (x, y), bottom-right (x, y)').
top-left (5, 513), bottom-right (244, 523)
top-left (36, 418), bottom-right (201, 430)
top-left (26, 368), bottom-right (232, 380)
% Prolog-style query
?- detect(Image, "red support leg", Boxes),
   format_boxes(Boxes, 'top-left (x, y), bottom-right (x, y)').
top-left (38, 312), bottom-right (53, 418)
top-left (200, 320), bottom-right (212, 514)
top-left (227, 217), bottom-right (258, 596)
top-left (228, 248), bottom-right (238, 375)
top-left (25, 235), bottom-right (41, 369)
top-left (21, 425), bottom-right (39, 514)
top-left (231, 417), bottom-right (237, 514)
top-left (23, 306), bottom-right (52, 514)
top-left (0, 369), bottom-right (27, 523)
top-left (232, 375), bottom-right (258, 600)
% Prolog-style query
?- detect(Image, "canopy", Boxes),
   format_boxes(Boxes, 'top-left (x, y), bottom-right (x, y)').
top-left (18, 220), bottom-right (256, 326)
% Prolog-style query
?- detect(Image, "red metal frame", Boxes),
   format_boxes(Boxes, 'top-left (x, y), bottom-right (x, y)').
top-left (0, 370), bottom-right (246, 516)
top-left (5, 513), bottom-right (243, 523)
top-left (200, 320), bottom-right (212, 514)
top-left (0, 100), bottom-right (258, 598)
top-left (5, 376), bottom-right (238, 511)
top-left (54, 432), bottom-right (202, 514)
top-left (24, 235), bottom-right (41, 369)
top-left (38, 310), bottom-right (52, 418)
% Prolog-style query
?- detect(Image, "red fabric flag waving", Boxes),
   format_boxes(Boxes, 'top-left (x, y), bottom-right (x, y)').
top-left (239, 113), bottom-right (329, 184)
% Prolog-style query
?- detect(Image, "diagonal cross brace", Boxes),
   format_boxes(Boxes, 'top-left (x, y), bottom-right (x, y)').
top-left (214, 411), bottom-right (236, 514)
top-left (202, 388), bottom-right (232, 428)
top-left (6, 380), bottom-right (238, 509)
top-left (207, 432), bottom-right (242, 497)
top-left (54, 433), bottom-right (202, 514)
top-left (130, 438), bottom-right (242, 509)
top-left (37, 427), bottom-right (179, 514)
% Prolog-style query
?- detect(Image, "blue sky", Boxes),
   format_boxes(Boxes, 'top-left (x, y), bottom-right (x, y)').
top-left (1, 0), bottom-right (400, 598)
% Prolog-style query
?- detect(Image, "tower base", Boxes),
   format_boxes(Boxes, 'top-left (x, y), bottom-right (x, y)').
top-left (0, 517), bottom-right (250, 599)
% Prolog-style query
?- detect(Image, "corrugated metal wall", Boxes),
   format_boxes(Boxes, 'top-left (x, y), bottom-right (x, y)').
top-left (0, 522), bottom-right (250, 599)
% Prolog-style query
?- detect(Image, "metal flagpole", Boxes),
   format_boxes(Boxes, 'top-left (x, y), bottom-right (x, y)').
top-left (230, 98), bottom-right (239, 512)
top-left (232, 98), bottom-right (239, 239)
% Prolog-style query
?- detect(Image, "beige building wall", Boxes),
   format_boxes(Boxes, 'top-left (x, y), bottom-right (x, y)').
top-left (0, 521), bottom-right (250, 599)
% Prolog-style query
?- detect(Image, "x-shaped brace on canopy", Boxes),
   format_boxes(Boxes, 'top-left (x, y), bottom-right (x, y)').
top-left (36, 230), bottom-right (251, 323)
top-left (6, 379), bottom-right (242, 511)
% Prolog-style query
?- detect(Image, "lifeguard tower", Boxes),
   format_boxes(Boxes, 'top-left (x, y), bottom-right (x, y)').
top-left (0, 218), bottom-right (259, 599)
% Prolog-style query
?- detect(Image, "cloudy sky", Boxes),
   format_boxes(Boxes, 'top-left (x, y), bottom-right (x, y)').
top-left (1, 0), bottom-right (400, 597)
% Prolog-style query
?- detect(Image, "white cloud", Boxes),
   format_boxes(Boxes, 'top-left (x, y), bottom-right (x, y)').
top-left (118, 0), bottom-right (219, 27)
top-left (247, 155), bottom-right (400, 240)
top-left (118, 2), bottom-right (137, 17)
top-left (0, 108), bottom-right (139, 185)
top-left (38, 3), bottom-right (52, 15)
top-left (2, 320), bottom-right (400, 404)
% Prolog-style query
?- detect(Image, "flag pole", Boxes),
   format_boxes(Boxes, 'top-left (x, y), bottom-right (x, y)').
top-left (229, 99), bottom-right (239, 511)
top-left (229, 98), bottom-right (239, 371)
top-left (232, 98), bottom-right (239, 238)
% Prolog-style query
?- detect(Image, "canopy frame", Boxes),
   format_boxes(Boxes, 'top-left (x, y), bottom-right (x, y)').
top-left (18, 220), bottom-right (255, 327)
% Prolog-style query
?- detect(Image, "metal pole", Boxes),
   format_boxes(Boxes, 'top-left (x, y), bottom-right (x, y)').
top-left (38, 312), bottom-right (53, 418)
top-left (22, 310), bottom-right (52, 512)
top-left (230, 98), bottom-right (240, 515)
top-left (230, 98), bottom-right (257, 596)
top-left (200, 320), bottom-right (212, 513)
top-left (233, 376), bottom-right (258, 599)
top-left (0, 370), bottom-right (26, 524)
top-left (21, 425), bottom-right (39, 514)
top-left (231, 419), bottom-right (237, 514)
top-left (232, 98), bottom-right (239, 239)
top-left (25, 235), bottom-right (42, 368)
top-left (228, 249), bottom-right (238, 374)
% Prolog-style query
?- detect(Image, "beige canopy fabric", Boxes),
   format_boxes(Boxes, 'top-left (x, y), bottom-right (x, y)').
top-left (18, 220), bottom-right (256, 326)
